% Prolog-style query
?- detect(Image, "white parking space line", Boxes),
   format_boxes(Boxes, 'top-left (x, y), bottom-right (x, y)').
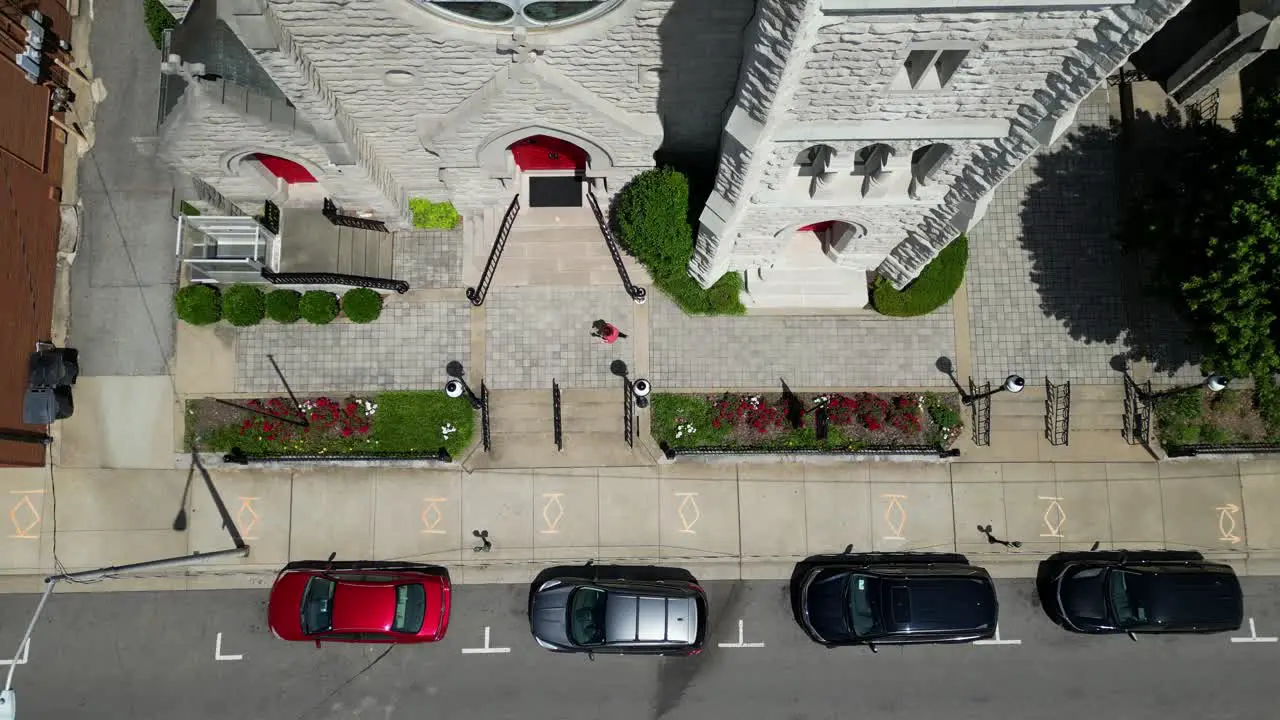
top-left (461, 626), bottom-right (511, 655)
top-left (0, 640), bottom-right (28, 666)
top-left (717, 619), bottom-right (765, 649)
top-left (1231, 618), bottom-right (1278, 644)
top-left (214, 633), bottom-right (243, 661)
top-left (973, 626), bottom-right (1021, 646)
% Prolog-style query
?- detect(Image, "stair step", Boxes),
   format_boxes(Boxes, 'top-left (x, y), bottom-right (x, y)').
top-left (379, 233), bottom-right (396, 278)
top-left (336, 226), bottom-right (353, 275)
top-left (467, 432), bottom-right (649, 469)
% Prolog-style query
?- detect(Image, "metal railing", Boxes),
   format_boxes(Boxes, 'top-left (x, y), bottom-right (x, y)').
top-left (259, 268), bottom-right (410, 294)
top-left (1123, 374), bottom-right (1152, 446)
top-left (623, 378), bottom-right (635, 448)
top-left (466, 195), bottom-right (521, 307)
top-left (322, 198), bottom-right (389, 233)
top-left (256, 199), bottom-right (281, 235)
top-left (969, 378), bottom-right (991, 447)
top-left (1189, 88), bottom-right (1221, 125)
top-left (586, 189), bottom-right (646, 304)
top-left (480, 382), bottom-right (491, 453)
top-left (224, 448), bottom-right (451, 463)
top-left (1166, 443), bottom-right (1280, 458)
top-left (552, 379), bottom-right (563, 452)
top-left (1045, 377), bottom-right (1071, 446)
top-left (660, 444), bottom-right (958, 459)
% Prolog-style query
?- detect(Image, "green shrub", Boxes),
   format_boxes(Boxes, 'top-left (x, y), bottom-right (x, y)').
top-left (871, 235), bottom-right (969, 317)
top-left (341, 288), bottom-right (383, 324)
top-left (1254, 373), bottom-right (1280, 440)
top-left (408, 198), bottom-right (461, 229)
top-left (264, 289), bottom-right (301, 324)
top-left (613, 168), bottom-right (747, 316)
top-left (174, 284), bottom-right (220, 326)
top-left (220, 284), bottom-right (266, 327)
top-left (179, 201), bottom-right (201, 216)
top-left (299, 290), bottom-right (339, 325)
top-left (142, 0), bottom-right (176, 49)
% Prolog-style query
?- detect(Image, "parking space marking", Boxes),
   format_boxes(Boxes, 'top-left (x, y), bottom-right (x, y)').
top-left (881, 494), bottom-right (907, 541)
top-left (717, 619), bottom-right (765, 649)
top-left (1039, 496), bottom-right (1066, 538)
top-left (675, 493), bottom-right (700, 534)
top-left (8, 490), bottom-right (43, 540)
top-left (1217, 503), bottom-right (1242, 545)
top-left (214, 633), bottom-right (243, 661)
top-left (540, 493), bottom-right (564, 534)
top-left (421, 497), bottom-right (448, 534)
top-left (461, 626), bottom-right (511, 655)
top-left (973, 626), bottom-right (1021, 646)
top-left (0, 640), bottom-right (29, 666)
top-left (1231, 618), bottom-right (1277, 644)
top-left (236, 498), bottom-right (260, 541)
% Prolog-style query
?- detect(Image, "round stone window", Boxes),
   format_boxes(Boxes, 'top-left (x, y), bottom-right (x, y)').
top-left (425, 1), bottom-right (622, 27)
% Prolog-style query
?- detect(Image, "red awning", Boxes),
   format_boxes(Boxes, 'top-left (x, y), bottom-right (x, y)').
top-left (254, 154), bottom-right (317, 184)
top-left (510, 135), bottom-right (587, 171)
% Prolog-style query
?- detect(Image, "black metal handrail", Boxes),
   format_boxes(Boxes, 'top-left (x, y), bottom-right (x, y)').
top-left (969, 378), bottom-right (991, 447)
top-left (260, 268), bottom-right (409, 294)
top-left (256, 199), bottom-right (281, 235)
top-left (480, 381), bottom-right (491, 453)
top-left (322, 198), bottom-right (389, 233)
top-left (552, 379), bottom-right (563, 452)
top-left (586, 189), bottom-right (646, 304)
top-left (660, 443), bottom-right (957, 458)
top-left (1123, 374), bottom-right (1151, 446)
top-left (224, 448), bottom-right (451, 463)
top-left (1045, 377), bottom-right (1071, 446)
top-left (1166, 443), bottom-right (1280, 457)
top-left (623, 378), bottom-right (635, 448)
top-left (466, 195), bottom-right (521, 307)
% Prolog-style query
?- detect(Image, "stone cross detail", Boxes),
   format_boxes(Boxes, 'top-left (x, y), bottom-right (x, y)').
top-left (497, 30), bottom-right (541, 63)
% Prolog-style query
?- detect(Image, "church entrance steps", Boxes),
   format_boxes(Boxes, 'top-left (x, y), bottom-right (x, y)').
top-left (488, 226), bottom-right (651, 287)
top-left (742, 265), bottom-right (871, 309)
top-left (468, 388), bottom-right (653, 469)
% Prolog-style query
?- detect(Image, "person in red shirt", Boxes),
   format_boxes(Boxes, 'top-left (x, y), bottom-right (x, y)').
top-left (591, 320), bottom-right (628, 344)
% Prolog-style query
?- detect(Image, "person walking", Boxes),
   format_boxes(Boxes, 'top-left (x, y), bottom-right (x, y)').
top-left (590, 319), bottom-right (627, 344)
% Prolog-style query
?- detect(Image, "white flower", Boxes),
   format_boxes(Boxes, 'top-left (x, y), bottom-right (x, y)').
top-left (440, 422), bottom-right (457, 439)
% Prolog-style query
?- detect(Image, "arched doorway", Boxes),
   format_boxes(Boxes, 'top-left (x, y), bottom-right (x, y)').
top-left (793, 220), bottom-right (864, 258)
top-left (250, 153), bottom-right (317, 184)
top-left (509, 135), bottom-right (589, 208)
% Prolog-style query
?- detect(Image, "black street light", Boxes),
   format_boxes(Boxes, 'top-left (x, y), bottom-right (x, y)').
top-left (632, 378), bottom-right (651, 409)
top-left (1140, 374), bottom-right (1229, 401)
top-left (445, 378), bottom-right (484, 410)
top-left (962, 374), bottom-right (1025, 406)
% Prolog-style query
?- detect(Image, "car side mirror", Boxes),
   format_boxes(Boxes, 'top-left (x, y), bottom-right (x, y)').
top-left (1090, 541), bottom-right (1100, 551)
top-left (314, 639), bottom-right (322, 649)
top-left (868, 642), bottom-right (878, 654)
top-left (587, 650), bottom-right (596, 662)
top-left (1126, 631), bottom-right (1137, 642)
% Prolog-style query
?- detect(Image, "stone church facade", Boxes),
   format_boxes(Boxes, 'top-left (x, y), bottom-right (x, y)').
top-left (158, 0), bottom-right (1189, 304)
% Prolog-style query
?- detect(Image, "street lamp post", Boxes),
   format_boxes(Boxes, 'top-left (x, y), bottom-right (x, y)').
top-left (632, 378), bottom-right (651, 409)
top-left (444, 378), bottom-right (484, 410)
top-left (1139, 374), bottom-right (1229, 401)
top-left (962, 374), bottom-right (1025, 406)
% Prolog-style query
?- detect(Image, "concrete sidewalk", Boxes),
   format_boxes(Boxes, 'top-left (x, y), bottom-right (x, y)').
top-left (1, 458), bottom-right (1277, 592)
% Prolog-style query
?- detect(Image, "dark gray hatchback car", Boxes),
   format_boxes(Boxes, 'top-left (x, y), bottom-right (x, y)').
top-left (528, 565), bottom-right (708, 656)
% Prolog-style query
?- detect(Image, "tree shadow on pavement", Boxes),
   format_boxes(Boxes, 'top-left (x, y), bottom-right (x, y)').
top-left (1017, 104), bottom-right (1205, 377)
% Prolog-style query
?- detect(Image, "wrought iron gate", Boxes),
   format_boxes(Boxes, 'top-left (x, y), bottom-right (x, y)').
top-left (1045, 378), bottom-right (1071, 446)
top-left (969, 378), bottom-right (991, 447)
top-left (552, 380), bottom-right (563, 452)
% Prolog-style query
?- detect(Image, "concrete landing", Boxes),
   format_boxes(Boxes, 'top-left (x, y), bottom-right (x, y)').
top-left (466, 389), bottom-right (653, 469)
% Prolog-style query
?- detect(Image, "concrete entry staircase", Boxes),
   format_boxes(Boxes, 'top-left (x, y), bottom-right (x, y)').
top-left (278, 207), bottom-right (395, 277)
top-left (466, 388), bottom-right (652, 469)
top-left (978, 381), bottom-right (1148, 461)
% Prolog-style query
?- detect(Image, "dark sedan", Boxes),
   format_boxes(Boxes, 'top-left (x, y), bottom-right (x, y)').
top-left (528, 565), bottom-right (708, 656)
top-left (792, 553), bottom-right (998, 649)
top-left (1038, 550), bottom-right (1243, 636)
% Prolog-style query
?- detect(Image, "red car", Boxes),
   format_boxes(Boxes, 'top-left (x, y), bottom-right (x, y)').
top-left (268, 561), bottom-right (451, 645)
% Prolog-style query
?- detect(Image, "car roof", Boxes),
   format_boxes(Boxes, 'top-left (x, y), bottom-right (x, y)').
top-left (270, 568), bottom-right (446, 637)
top-left (1132, 566), bottom-right (1243, 628)
top-left (600, 584), bottom-right (700, 645)
top-left (879, 574), bottom-right (997, 635)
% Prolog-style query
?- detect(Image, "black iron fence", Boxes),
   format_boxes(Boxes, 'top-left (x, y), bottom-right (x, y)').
top-left (1045, 377), bottom-right (1071, 446)
top-left (256, 199), bottom-right (281, 235)
top-left (322, 198), bottom-right (389, 233)
top-left (969, 378), bottom-right (991, 447)
top-left (480, 382), bottom-right (491, 453)
top-left (1166, 443), bottom-right (1280, 458)
top-left (1123, 374), bottom-right (1152, 446)
top-left (466, 195), bottom-right (521, 307)
top-left (224, 448), bottom-right (451, 464)
top-left (660, 443), bottom-right (958, 459)
top-left (260, 268), bottom-right (410, 294)
top-left (623, 378), bottom-right (635, 448)
top-left (586, 189), bottom-right (646, 304)
top-left (552, 379), bottom-right (563, 452)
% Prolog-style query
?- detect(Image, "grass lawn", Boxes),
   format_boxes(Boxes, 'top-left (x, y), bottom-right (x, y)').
top-left (871, 235), bottom-right (968, 317)
top-left (371, 391), bottom-right (475, 458)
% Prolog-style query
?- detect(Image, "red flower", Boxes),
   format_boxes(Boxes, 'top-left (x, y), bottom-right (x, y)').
top-left (341, 427), bottom-right (353, 437)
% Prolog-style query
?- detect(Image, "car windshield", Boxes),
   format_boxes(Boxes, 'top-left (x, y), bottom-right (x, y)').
top-left (391, 584), bottom-right (426, 634)
top-left (300, 576), bottom-right (336, 635)
top-left (844, 574), bottom-right (884, 638)
top-left (568, 587), bottom-right (608, 646)
top-left (1107, 569), bottom-right (1151, 628)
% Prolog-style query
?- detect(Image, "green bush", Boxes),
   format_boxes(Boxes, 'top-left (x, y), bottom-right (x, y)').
top-left (613, 168), bottom-right (746, 316)
top-left (179, 201), bottom-right (201, 216)
top-left (408, 198), bottom-right (461, 229)
top-left (264, 290), bottom-right (302, 324)
top-left (341, 288), bottom-right (383, 324)
top-left (220, 284), bottom-right (266, 327)
top-left (142, 0), bottom-right (176, 50)
top-left (174, 284), bottom-right (221, 326)
top-left (299, 290), bottom-right (339, 325)
top-left (871, 235), bottom-right (969, 317)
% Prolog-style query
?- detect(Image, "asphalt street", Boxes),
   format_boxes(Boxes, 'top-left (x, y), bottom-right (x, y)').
top-left (1, 576), bottom-right (1277, 720)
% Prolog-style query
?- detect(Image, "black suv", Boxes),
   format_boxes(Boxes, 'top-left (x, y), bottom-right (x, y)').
top-left (791, 552), bottom-right (998, 650)
top-left (1037, 550), bottom-right (1243, 637)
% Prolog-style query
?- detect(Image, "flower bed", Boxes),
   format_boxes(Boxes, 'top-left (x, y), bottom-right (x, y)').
top-left (186, 390), bottom-right (475, 459)
top-left (651, 391), bottom-right (963, 452)
top-left (1155, 387), bottom-right (1279, 448)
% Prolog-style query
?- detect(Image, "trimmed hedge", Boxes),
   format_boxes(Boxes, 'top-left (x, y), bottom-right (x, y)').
top-left (265, 289), bottom-right (302, 324)
top-left (299, 290), bottom-right (340, 325)
top-left (174, 284), bottom-right (220, 326)
top-left (341, 288), bottom-right (383, 324)
top-left (613, 168), bottom-right (746, 316)
top-left (408, 198), bottom-right (461, 229)
top-left (142, 0), bottom-right (176, 50)
top-left (221, 284), bottom-right (266, 327)
top-left (871, 235), bottom-right (969, 317)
